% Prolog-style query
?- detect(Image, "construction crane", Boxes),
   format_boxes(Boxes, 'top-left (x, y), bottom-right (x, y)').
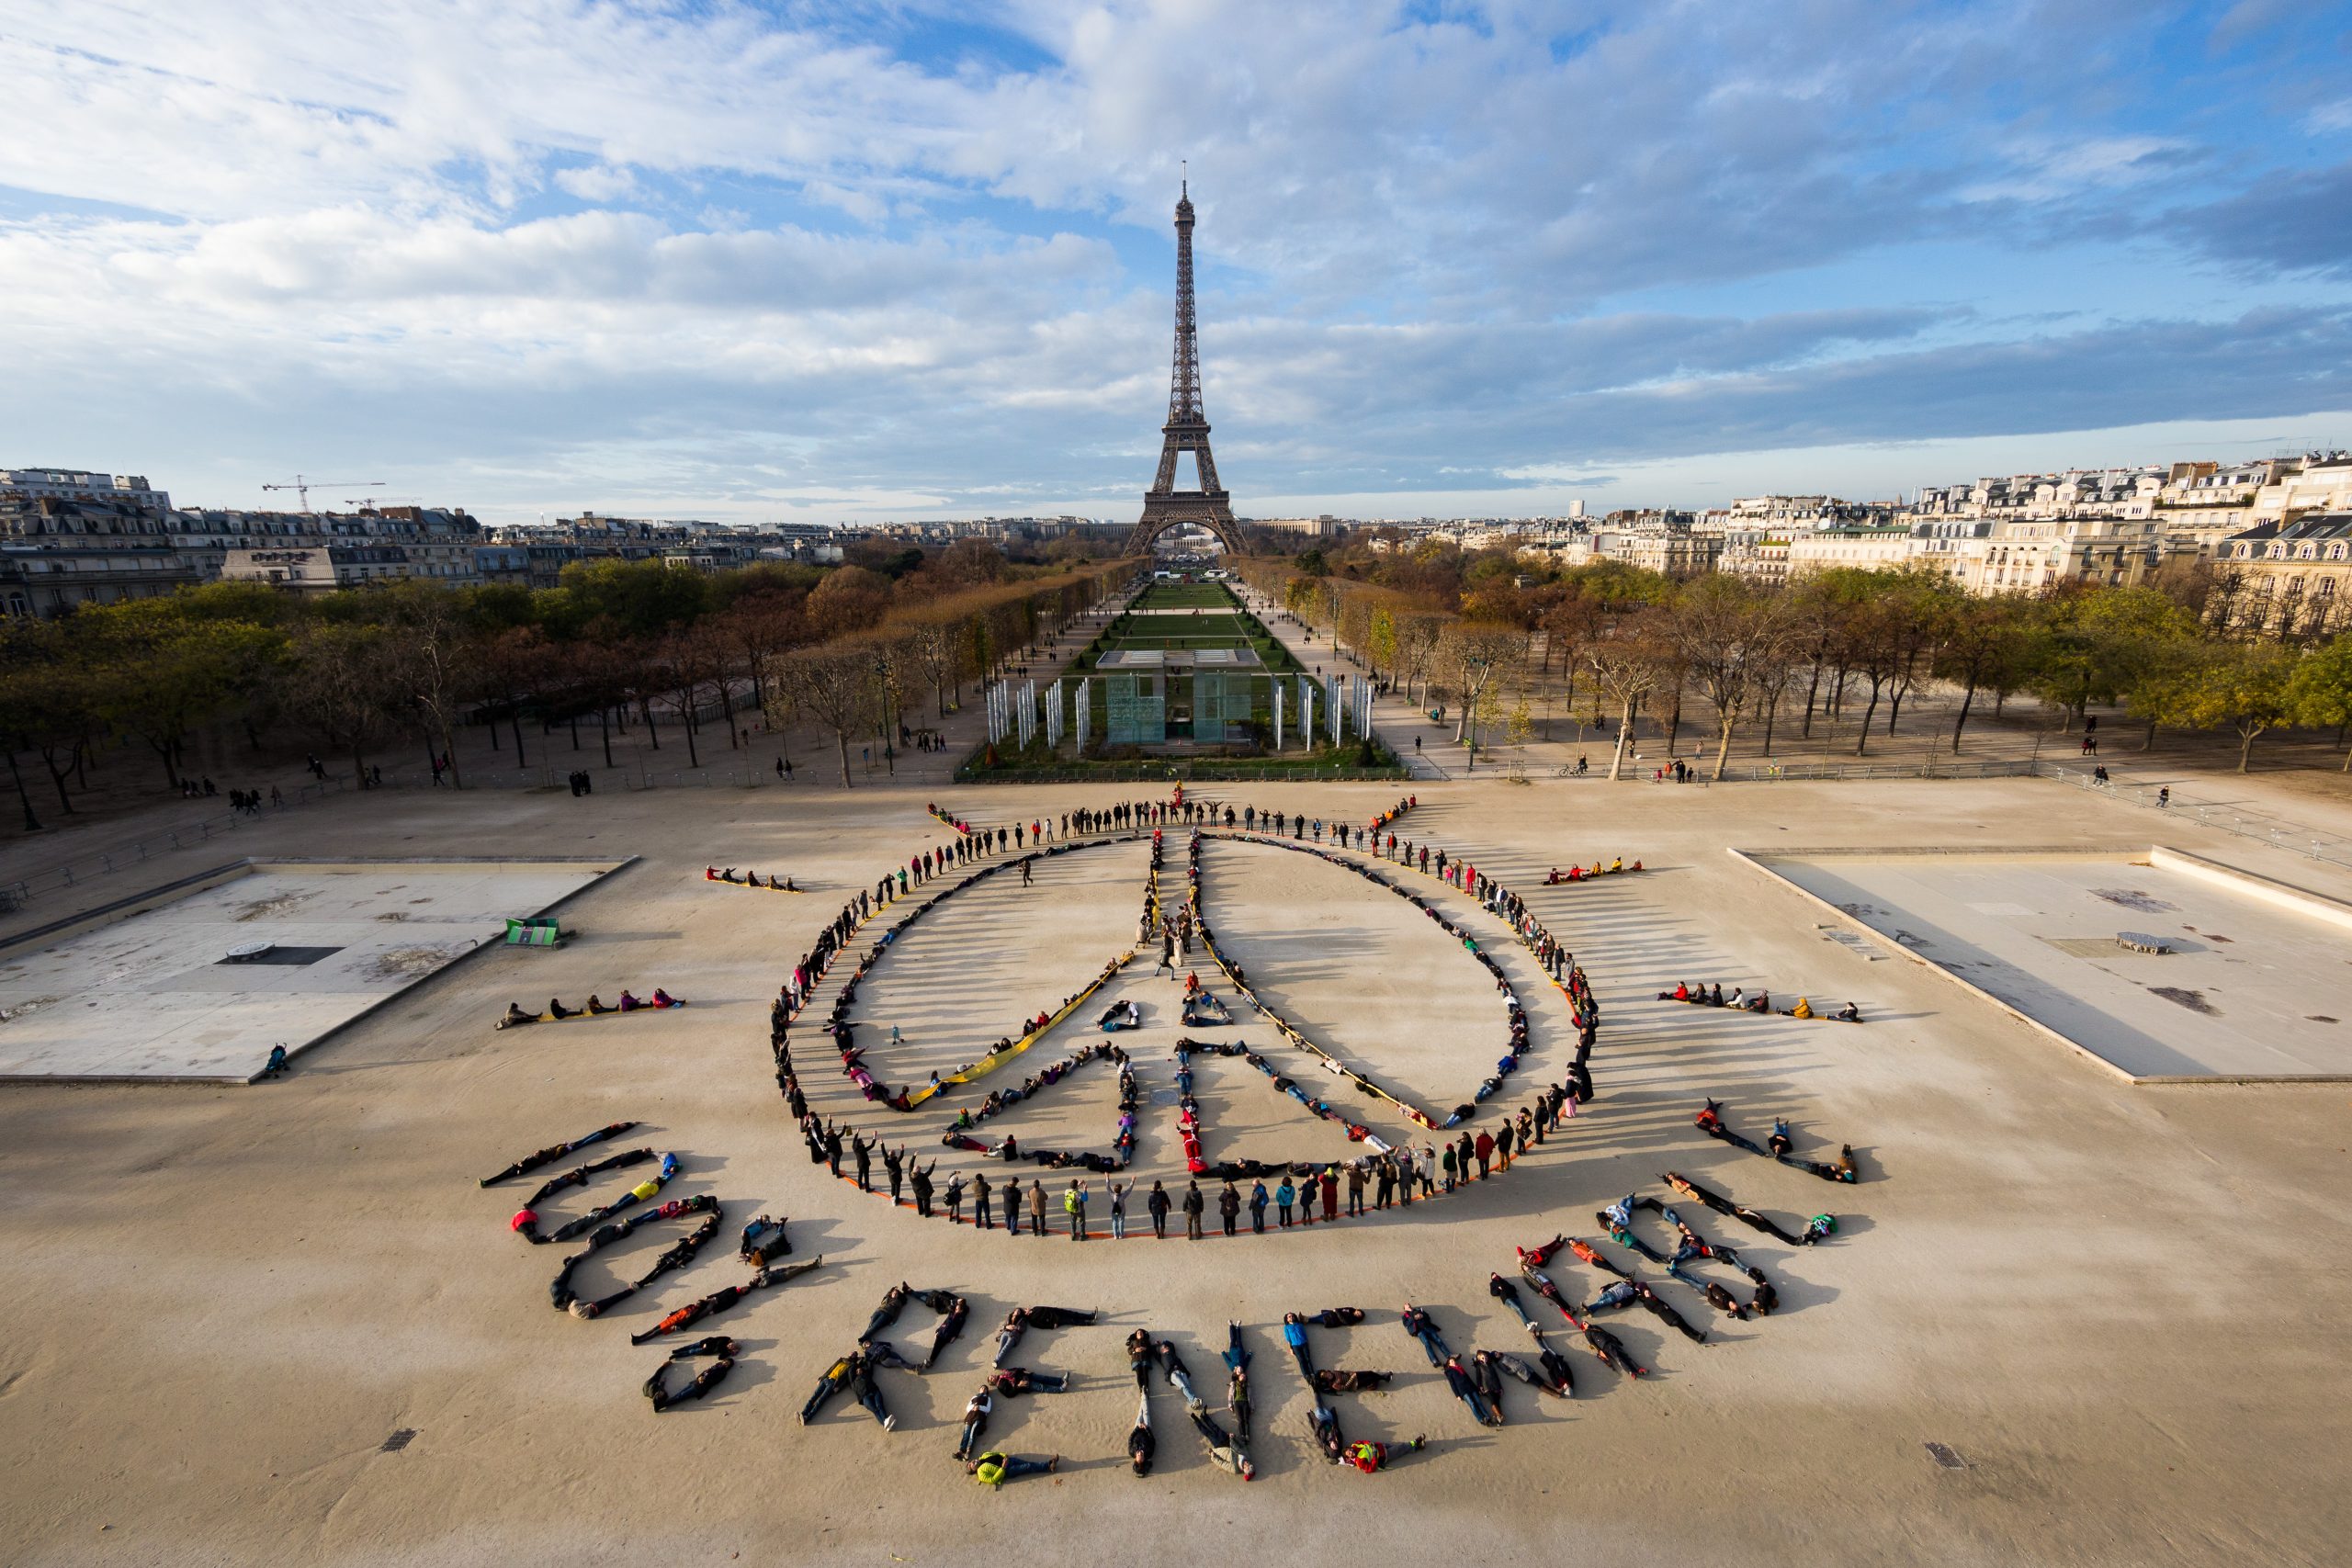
top-left (262, 475), bottom-right (382, 513)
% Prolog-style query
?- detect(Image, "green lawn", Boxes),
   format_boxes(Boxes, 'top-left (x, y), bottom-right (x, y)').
top-left (1130, 581), bottom-right (1241, 609)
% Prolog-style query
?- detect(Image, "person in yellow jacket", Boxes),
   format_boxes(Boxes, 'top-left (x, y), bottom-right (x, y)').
top-left (970, 1450), bottom-right (1059, 1486)
top-left (1790, 997), bottom-right (1814, 1020)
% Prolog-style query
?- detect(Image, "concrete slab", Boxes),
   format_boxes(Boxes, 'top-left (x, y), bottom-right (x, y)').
top-left (0, 859), bottom-right (622, 1080)
top-left (1754, 849), bottom-right (2352, 1080)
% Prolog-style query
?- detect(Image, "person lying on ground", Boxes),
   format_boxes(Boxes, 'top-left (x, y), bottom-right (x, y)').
top-left (643, 1354), bottom-right (735, 1412)
top-left (738, 1214), bottom-right (790, 1265)
top-left (1283, 1314), bottom-right (1316, 1383)
top-left (800, 1353), bottom-right (854, 1424)
top-left (1515, 1233), bottom-right (1572, 1267)
top-left (1346, 1436), bottom-right (1427, 1472)
top-left (1627, 1280), bottom-right (1708, 1344)
top-left (1154, 1339), bottom-right (1201, 1404)
top-left (922, 1292), bottom-right (969, 1369)
top-left (858, 1281), bottom-right (913, 1344)
top-left (987, 1367), bottom-right (1073, 1396)
top-left (1016, 1304), bottom-right (1098, 1329)
top-left (1127, 1328), bottom-right (1155, 1388)
top-left (1188, 1403), bottom-right (1255, 1479)
top-left (848, 1349), bottom-right (896, 1430)
top-left (519, 1147), bottom-right (653, 1208)
top-left (1400, 1303), bottom-right (1449, 1367)
top-left (567, 1212), bottom-right (723, 1319)
top-left (1585, 1280), bottom-right (1641, 1315)
top-left (1579, 1320), bottom-right (1647, 1379)
top-left (665, 1336), bottom-right (738, 1360)
top-left (1518, 1262), bottom-right (1577, 1320)
top-left (1312, 1369), bottom-right (1394, 1393)
top-left (628, 1258), bottom-right (819, 1344)
top-left (956, 1388), bottom-right (993, 1461)
top-left (1496, 1354), bottom-right (1571, 1401)
top-left (1129, 1389), bottom-right (1156, 1476)
top-left (970, 1450), bottom-right (1062, 1487)
top-left (480, 1121), bottom-right (639, 1186)
top-left (1487, 1273), bottom-right (1539, 1333)
top-left (1747, 1268), bottom-right (1780, 1316)
top-left (1535, 1343), bottom-right (1577, 1396)
top-left (1442, 1355), bottom-right (1500, 1427)
top-left (1702, 1280), bottom-right (1751, 1319)
top-left (1310, 1403), bottom-right (1345, 1463)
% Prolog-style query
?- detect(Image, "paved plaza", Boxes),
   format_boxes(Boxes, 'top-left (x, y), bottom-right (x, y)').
top-left (0, 774), bottom-right (2346, 1567)
top-left (0, 859), bottom-right (621, 1081)
top-left (1757, 848), bottom-right (2352, 1081)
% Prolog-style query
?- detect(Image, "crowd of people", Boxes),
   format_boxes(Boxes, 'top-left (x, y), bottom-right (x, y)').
top-left (705, 867), bottom-right (799, 892)
top-left (495, 989), bottom-right (681, 1028)
top-left (1657, 982), bottom-right (1861, 1021)
top-left (1545, 859), bottom-right (1642, 882)
top-left (1694, 1099), bottom-right (1861, 1183)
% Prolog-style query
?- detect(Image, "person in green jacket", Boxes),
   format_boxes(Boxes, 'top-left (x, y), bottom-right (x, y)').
top-left (971, 1450), bottom-right (1059, 1486)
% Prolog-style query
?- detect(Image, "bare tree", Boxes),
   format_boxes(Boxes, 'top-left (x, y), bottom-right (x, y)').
top-left (769, 646), bottom-right (877, 786)
top-left (1585, 609), bottom-right (1672, 780)
top-left (904, 614), bottom-right (967, 718)
top-left (1439, 623), bottom-right (1523, 769)
top-left (1671, 576), bottom-right (1799, 780)
top-left (279, 623), bottom-right (403, 783)
top-left (381, 584), bottom-right (473, 784)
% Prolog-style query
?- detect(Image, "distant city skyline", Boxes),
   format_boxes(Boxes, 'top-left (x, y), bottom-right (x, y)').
top-left (5, 2), bottom-right (2350, 525)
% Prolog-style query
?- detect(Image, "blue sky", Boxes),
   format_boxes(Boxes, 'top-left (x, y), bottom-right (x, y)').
top-left (2, 0), bottom-right (2348, 524)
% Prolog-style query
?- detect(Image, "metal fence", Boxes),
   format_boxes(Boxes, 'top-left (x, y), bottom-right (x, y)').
top-left (0, 775), bottom-right (348, 908)
top-left (2034, 761), bottom-right (2352, 871)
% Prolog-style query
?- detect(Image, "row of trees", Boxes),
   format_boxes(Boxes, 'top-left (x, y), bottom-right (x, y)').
top-left (0, 547), bottom-right (1130, 829)
top-left (1241, 557), bottom-right (2352, 777)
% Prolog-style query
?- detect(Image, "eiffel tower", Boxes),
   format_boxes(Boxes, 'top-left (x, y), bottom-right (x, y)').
top-left (1125, 179), bottom-right (1243, 555)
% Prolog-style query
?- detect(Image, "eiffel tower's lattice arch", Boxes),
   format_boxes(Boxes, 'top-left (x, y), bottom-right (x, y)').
top-left (1125, 507), bottom-right (1247, 556)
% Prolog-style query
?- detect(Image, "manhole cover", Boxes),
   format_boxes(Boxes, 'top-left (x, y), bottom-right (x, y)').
top-left (380, 1428), bottom-right (416, 1452)
top-left (1924, 1441), bottom-right (1965, 1469)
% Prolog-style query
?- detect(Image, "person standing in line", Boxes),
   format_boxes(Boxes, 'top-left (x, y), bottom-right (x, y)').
top-left (1218, 1181), bottom-right (1241, 1237)
top-left (1148, 1179), bottom-right (1171, 1239)
top-left (1496, 1120), bottom-right (1515, 1172)
top-left (1319, 1167), bottom-right (1340, 1222)
top-left (1275, 1176), bottom-right (1296, 1227)
top-left (1001, 1178), bottom-right (1022, 1240)
top-left (1182, 1180), bottom-right (1205, 1240)
top-left (1346, 1163), bottom-right (1366, 1217)
top-left (974, 1171), bottom-right (993, 1231)
top-left (1108, 1179), bottom-right (1130, 1239)
top-left (1475, 1129), bottom-right (1495, 1179)
top-left (1249, 1180), bottom-right (1270, 1234)
top-left (1441, 1142), bottom-right (1458, 1193)
top-left (1027, 1179), bottom-right (1047, 1237)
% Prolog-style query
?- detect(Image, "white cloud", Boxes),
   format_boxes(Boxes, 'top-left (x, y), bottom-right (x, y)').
top-left (1, 0), bottom-right (2347, 521)
top-left (553, 164), bottom-right (641, 201)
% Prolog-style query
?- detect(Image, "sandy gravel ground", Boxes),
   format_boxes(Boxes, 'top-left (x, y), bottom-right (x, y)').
top-left (1, 775), bottom-right (2346, 1568)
